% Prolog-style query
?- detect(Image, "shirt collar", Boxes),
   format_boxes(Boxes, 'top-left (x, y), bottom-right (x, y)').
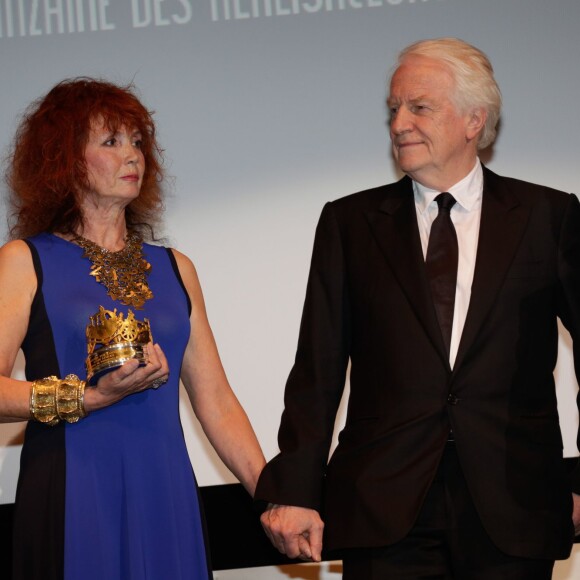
top-left (413, 160), bottom-right (483, 215)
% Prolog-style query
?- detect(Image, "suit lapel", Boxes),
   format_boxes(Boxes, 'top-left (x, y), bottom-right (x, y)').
top-left (365, 178), bottom-right (449, 365)
top-left (453, 168), bottom-right (531, 371)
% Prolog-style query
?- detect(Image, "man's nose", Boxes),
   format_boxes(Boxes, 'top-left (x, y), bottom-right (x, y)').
top-left (390, 107), bottom-right (412, 135)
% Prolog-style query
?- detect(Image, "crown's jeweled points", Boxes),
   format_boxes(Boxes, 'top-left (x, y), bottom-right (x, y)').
top-left (86, 306), bottom-right (151, 354)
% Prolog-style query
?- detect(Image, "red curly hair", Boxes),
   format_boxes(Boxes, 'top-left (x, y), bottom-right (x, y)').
top-left (6, 77), bottom-right (165, 240)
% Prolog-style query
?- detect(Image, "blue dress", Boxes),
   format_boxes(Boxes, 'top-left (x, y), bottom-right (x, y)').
top-left (13, 233), bottom-right (212, 580)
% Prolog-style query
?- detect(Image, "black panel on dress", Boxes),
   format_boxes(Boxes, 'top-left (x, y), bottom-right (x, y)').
top-left (12, 240), bottom-right (65, 580)
top-left (165, 248), bottom-right (192, 316)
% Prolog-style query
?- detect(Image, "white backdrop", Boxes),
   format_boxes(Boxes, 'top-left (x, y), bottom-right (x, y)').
top-left (1, 0), bottom-right (579, 577)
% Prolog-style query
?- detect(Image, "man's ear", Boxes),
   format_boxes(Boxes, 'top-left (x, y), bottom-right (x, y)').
top-left (466, 107), bottom-right (487, 142)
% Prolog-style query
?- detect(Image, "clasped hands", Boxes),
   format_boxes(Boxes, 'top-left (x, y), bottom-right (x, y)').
top-left (260, 504), bottom-right (324, 562)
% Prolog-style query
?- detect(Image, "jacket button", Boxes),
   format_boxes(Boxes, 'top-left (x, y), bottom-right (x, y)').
top-left (447, 394), bottom-right (459, 405)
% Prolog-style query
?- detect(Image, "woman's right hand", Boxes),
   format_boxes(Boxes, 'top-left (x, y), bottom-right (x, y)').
top-left (83, 343), bottom-right (170, 413)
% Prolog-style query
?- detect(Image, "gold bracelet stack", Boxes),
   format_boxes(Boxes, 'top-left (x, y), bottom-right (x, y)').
top-left (30, 374), bottom-right (88, 426)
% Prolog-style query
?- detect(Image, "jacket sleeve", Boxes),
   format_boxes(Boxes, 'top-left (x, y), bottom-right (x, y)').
top-left (255, 201), bottom-right (351, 511)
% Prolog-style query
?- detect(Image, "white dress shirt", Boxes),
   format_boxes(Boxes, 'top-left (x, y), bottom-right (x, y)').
top-left (413, 160), bottom-right (484, 369)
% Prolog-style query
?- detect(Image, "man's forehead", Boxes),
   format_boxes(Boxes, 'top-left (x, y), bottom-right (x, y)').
top-left (387, 90), bottom-right (431, 104)
top-left (388, 60), bottom-right (454, 99)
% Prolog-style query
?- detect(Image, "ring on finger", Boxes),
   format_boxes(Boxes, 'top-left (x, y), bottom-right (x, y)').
top-left (151, 378), bottom-right (166, 389)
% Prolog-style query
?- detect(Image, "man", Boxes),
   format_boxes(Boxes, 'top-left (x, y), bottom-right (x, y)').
top-left (255, 38), bottom-right (580, 578)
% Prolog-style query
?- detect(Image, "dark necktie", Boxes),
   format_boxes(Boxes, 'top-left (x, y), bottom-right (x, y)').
top-left (425, 192), bottom-right (458, 357)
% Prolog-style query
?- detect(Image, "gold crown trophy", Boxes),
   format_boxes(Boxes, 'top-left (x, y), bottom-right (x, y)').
top-left (85, 306), bottom-right (152, 385)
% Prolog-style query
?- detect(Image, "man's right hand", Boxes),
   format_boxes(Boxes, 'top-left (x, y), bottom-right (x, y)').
top-left (260, 504), bottom-right (324, 562)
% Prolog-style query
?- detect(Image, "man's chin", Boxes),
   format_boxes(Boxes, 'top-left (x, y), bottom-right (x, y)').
top-left (397, 160), bottom-right (422, 177)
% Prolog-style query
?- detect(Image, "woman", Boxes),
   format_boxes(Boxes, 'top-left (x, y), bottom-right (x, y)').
top-left (0, 78), bottom-right (266, 579)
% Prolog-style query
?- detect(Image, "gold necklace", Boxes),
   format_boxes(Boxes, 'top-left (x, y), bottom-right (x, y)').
top-left (73, 233), bottom-right (153, 309)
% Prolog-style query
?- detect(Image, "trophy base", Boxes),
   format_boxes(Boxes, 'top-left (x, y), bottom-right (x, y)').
top-left (86, 341), bottom-right (148, 386)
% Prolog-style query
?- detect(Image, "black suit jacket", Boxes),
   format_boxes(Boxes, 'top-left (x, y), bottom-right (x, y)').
top-left (255, 167), bottom-right (580, 559)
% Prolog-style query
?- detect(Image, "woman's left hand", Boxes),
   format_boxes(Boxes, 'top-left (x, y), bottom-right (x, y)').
top-left (83, 342), bottom-right (170, 412)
